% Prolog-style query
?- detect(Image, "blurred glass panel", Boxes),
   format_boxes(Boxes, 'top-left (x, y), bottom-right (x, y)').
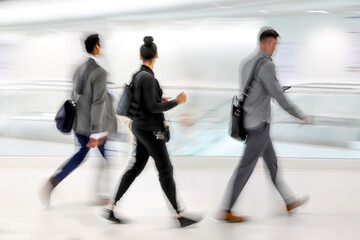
top-left (1, 11), bottom-right (360, 158)
top-left (1, 82), bottom-right (360, 158)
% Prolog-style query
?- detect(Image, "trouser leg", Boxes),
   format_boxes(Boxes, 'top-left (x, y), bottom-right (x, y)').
top-left (149, 138), bottom-right (180, 214)
top-left (262, 139), bottom-right (295, 204)
top-left (225, 123), bottom-right (270, 211)
top-left (52, 133), bottom-right (90, 187)
top-left (113, 136), bottom-right (149, 205)
top-left (96, 142), bottom-right (109, 197)
top-left (133, 128), bottom-right (181, 214)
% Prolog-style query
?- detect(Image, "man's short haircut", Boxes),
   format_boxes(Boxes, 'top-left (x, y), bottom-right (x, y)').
top-left (85, 34), bottom-right (100, 53)
top-left (259, 29), bottom-right (279, 42)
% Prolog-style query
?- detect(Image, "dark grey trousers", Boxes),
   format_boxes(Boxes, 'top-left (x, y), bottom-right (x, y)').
top-left (225, 123), bottom-right (295, 211)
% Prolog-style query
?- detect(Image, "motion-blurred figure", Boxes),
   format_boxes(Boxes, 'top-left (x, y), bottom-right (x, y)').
top-left (40, 34), bottom-right (117, 207)
top-left (219, 28), bottom-right (310, 222)
top-left (104, 36), bottom-right (200, 228)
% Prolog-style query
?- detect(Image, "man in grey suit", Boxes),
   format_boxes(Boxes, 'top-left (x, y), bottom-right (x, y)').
top-left (219, 28), bottom-right (310, 222)
top-left (40, 34), bottom-right (117, 207)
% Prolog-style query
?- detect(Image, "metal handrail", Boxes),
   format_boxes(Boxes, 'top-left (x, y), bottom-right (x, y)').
top-left (1, 81), bottom-right (360, 94)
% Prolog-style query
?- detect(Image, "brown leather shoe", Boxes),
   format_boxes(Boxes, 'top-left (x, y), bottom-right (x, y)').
top-left (219, 211), bottom-right (246, 223)
top-left (286, 195), bottom-right (310, 213)
top-left (92, 197), bottom-right (110, 206)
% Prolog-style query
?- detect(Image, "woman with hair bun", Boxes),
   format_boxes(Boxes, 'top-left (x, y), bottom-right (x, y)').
top-left (104, 36), bottom-right (200, 228)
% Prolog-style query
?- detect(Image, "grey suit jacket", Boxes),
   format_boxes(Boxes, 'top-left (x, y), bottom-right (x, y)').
top-left (240, 50), bottom-right (305, 129)
top-left (72, 58), bottom-right (117, 136)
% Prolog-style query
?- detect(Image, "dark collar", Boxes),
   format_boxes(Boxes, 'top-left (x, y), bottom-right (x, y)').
top-left (140, 64), bottom-right (155, 77)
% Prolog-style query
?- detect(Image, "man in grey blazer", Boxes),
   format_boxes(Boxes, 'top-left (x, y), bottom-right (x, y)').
top-left (40, 34), bottom-right (117, 207)
top-left (219, 28), bottom-right (310, 222)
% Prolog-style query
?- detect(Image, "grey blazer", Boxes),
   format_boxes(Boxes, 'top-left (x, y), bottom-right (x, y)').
top-left (72, 58), bottom-right (117, 136)
top-left (240, 50), bottom-right (305, 129)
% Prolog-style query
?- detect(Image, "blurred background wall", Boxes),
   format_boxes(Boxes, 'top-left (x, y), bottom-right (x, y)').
top-left (0, 0), bottom-right (360, 158)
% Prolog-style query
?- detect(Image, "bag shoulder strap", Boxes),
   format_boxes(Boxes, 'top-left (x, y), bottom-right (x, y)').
top-left (240, 57), bottom-right (267, 106)
top-left (130, 70), bottom-right (151, 87)
top-left (127, 71), bottom-right (152, 114)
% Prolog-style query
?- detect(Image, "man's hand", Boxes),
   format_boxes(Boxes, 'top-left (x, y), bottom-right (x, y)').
top-left (86, 136), bottom-right (107, 148)
top-left (86, 138), bottom-right (97, 148)
top-left (97, 136), bottom-right (107, 146)
top-left (300, 116), bottom-right (311, 125)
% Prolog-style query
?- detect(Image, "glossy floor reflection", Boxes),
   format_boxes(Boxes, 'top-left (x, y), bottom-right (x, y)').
top-left (0, 157), bottom-right (359, 240)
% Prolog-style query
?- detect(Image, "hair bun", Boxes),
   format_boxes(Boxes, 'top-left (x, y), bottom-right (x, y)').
top-left (143, 36), bottom-right (154, 47)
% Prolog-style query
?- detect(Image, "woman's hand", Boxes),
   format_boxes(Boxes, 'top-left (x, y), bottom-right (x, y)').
top-left (176, 92), bottom-right (187, 105)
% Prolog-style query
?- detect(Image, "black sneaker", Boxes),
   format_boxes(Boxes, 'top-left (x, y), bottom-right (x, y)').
top-left (104, 209), bottom-right (122, 224)
top-left (177, 216), bottom-right (199, 228)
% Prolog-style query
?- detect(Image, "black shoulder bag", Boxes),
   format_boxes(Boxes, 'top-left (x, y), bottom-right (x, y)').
top-left (55, 64), bottom-right (91, 134)
top-left (116, 71), bottom-right (148, 118)
top-left (229, 57), bottom-right (266, 141)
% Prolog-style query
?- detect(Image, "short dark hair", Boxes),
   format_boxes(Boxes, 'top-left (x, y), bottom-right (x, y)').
top-left (140, 36), bottom-right (157, 60)
top-left (259, 29), bottom-right (279, 42)
top-left (85, 34), bottom-right (100, 53)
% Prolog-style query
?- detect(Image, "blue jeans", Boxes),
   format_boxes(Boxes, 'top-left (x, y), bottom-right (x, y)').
top-left (52, 132), bottom-right (106, 187)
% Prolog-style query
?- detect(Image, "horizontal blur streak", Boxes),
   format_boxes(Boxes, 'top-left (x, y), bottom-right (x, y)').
top-left (0, 0), bottom-right (360, 27)
top-left (0, 0), bottom-right (360, 158)
top-left (0, 83), bottom-right (360, 158)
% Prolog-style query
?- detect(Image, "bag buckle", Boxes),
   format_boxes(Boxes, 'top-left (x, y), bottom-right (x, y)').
top-left (153, 131), bottom-right (165, 140)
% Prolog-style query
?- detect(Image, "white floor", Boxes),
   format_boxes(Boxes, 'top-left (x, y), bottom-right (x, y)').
top-left (0, 156), bottom-right (360, 240)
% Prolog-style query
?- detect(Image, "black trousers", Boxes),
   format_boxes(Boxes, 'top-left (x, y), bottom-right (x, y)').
top-left (113, 127), bottom-right (181, 213)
